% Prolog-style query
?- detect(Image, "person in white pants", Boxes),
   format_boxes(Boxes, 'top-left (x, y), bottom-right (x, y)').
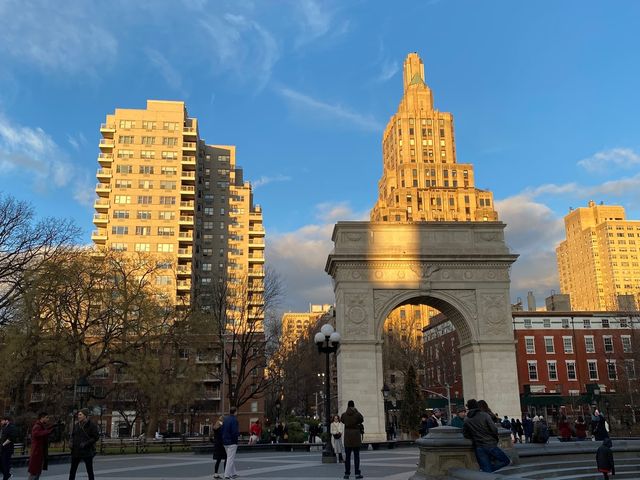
top-left (222, 406), bottom-right (239, 479)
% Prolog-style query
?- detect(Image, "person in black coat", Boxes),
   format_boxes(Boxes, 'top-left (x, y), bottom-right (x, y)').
top-left (69, 409), bottom-right (100, 480)
top-left (596, 438), bottom-right (615, 479)
top-left (0, 415), bottom-right (18, 480)
top-left (209, 416), bottom-right (226, 479)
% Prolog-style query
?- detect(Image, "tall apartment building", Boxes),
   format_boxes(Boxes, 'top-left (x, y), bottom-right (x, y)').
top-left (556, 200), bottom-right (640, 311)
top-left (370, 52), bottom-right (498, 223)
top-left (93, 100), bottom-right (264, 323)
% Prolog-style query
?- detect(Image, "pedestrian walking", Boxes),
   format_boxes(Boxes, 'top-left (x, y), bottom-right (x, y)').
top-left (0, 415), bottom-right (18, 480)
top-left (462, 399), bottom-right (511, 473)
top-left (28, 412), bottom-right (55, 480)
top-left (341, 400), bottom-right (364, 480)
top-left (209, 416), bottom-right (226, 479)
top-left (222, 407), bottom-right (239, 479)
top-left (514, 419), bottom-right (524, 443)
top-left (450, 407), bottom-right (467, 428)
top-left (596, 438), bottom-right (615, 479)
top-left (575, 416), bottom-right (588, 441)
top-left (523, 414), bottom-right (533, 443)
top-left (68, 409), bottom-right (100, 480)
top-left (532, 416), bottom-right (550, 444)
top-left (331, 415), bottom-right (345, 463)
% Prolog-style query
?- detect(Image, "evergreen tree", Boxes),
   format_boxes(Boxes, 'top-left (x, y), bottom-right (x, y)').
top-left (399, 365), bottom-right (421, 435)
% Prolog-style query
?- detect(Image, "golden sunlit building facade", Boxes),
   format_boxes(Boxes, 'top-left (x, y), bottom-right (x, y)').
top-left (280, 304), bottom-right (333, 349)
top-left (371, 53), bottom-right (498, 223)
top-left (556, 200), bottom-right (640, 311)
top-left (92, 100), bottom-right (265, 324)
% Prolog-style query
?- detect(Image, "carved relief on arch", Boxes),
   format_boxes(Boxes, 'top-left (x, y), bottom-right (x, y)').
top-left (479, 292), bottom-right (509, 336)
top-left (344, 292), bottom-right (371, 337)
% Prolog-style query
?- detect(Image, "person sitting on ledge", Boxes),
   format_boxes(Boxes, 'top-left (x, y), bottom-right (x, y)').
top-left (462, 399), bottom-right (511, 473)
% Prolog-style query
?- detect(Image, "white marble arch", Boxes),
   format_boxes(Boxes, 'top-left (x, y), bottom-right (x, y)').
top-left (325, 221), bottom-right (520, 441)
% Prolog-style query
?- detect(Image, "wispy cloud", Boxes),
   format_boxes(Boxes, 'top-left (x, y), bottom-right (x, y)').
top-left (293, 0), bottom-right (349, 47)
top-left (67, 132), bottom-right (87, 151)
top-left (375, 59), bottom-right (400, 83)
top-left (578, 147), bottom-right (640, 173)
top-left (199, 13), bottom-right (280, 90)
top-left (252, 174), bottom-right (292, 189)
top-left (145, 49), bottom-right (185, 95)
top-left (0, 0), bottom-right (117, 74)
top-left (0, 114), bottom-right (93, 201)
top-left (277, 86), bottom-right (383, 132)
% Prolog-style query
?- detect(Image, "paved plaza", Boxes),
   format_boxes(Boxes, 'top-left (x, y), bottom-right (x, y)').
top-left (10, 448), bottom-right (419, 480)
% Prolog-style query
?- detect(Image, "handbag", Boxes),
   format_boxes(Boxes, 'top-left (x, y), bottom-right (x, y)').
top-left (333, 432), bottom-right (342, 439)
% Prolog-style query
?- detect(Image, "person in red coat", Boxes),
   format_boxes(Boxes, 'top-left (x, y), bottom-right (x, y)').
top-left (558, 415), bottom-right (572, 442)
top-left (28, 412), bottom-right (54, 480)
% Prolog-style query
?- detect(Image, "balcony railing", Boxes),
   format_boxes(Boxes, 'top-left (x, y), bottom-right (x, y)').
top-left (182, 142), bottom-right (196, 149)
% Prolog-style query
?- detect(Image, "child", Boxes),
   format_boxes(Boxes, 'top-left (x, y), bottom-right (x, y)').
top-left (596, 438), bottom-right (615, 479)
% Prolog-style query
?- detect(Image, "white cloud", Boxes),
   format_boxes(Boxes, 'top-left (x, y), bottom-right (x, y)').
top-left (252, 174), bottom-right (292, 189)
top-left (199, 13), bottom-right (280, 90)
top-left (375, 59), bottom-right (400, 83)
top-left (0, 0), bottom-right (117, 74)
top-left (578, 147), bottom-right (640, 173)
top-left (277, 86), bottom-right (383, 132)
top-left (0, 114), bottom-right (92, 199)
top-left (67, 132), bottom-right (87, 151)
top-left (496, 194), bottom-right (564, 304)
top-left (293, 0), bottom-right (349, 47)
top-left (145, 49), bottom-right (185, 95)
top-left (267, 202), bottom-right (364, 311)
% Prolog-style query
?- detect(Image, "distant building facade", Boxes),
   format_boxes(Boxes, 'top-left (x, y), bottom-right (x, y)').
top-left (280, 304), bottom-right (333, 347)
top-left (556, 200), bottom-right (640, 311)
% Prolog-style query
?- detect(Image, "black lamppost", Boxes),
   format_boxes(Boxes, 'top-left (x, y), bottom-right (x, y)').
top-left (314, 323), bottom-right (340, 464)
top-left (381, 384), bottom-right (390, 440)
top-left (76, 376), bottom-right (92, 409)
top-left (275, 399), bottom-right (281, 423)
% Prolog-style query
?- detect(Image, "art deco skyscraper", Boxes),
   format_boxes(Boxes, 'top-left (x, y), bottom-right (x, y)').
top-left (371, 53), bottom-right (498, 223)
top-left (556, 200), bottom-right (640, 311)
top-left (93, 100), bottom-right (265, 324)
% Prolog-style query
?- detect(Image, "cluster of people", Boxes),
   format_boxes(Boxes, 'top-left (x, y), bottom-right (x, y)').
top-left (209, 406), bottom-right (240, 479)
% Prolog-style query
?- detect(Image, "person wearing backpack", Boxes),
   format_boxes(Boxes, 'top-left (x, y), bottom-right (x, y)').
top-left (462, 399), bottom-right (511, 473)
top-left (596, 437), bottom-right (615, 479)
top-left (501, 416), bottom-right (511, 430)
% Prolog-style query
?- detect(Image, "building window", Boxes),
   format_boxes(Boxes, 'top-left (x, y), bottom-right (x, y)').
top-left (583, 319), bottom-right (591, 329)
top-left (625, 360), bottom-right (636, 380)
top-left (587, 360), bottom-right (598, 380)
top-left (562, 318), bottom-right (570, 328)
top-left (622, 335), bottom-right (632, 353)
top-left (607, 361), bottom-right (617, 380)
top-left (524, 318), bottom-right (532, 328)
top-left (135, 226), bottom-right (151, 236)
top-left (134, 243), bottom-right (150, 252)
top-left (585, 336), bottom-right (595, 353)
top-left (543, 318), bottom-right (551, 328)
top-left (113, 210), bottom-right (129, 219)
top-left (528, 361), bottom-right (538, 381)
top-left (601, 318), bottom-right (610, 328)
top-left (159, 211), bottom-right (175, 220)
top-left (525, 337), bottom-right (535, 354)
top-left (114, 195), bottom-right (131, 204)
top-left (563, 336), bottom-right (574, 354)
top-left (544, 337), bottom-right (555, 354)
top-left (566, 361), bottom-right (577, 381)
top-left (157, 244), bottom-right (174, 253)
top-left (547, 361), bottom-right (558, 381)
top-left (111, 226), bottom-right (128, 235)
top-left (603, 336), bottom-right (614, 353)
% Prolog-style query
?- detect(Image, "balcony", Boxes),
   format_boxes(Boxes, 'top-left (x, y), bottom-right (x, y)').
top-left (95, 182), bottom-right (111, 195)
top-left (94, 199), bottom-right (109, 211)
top-left (180, 171), bottom-right (196, 182)
top-left (179, 200), bottom-right (194, 210)
top-left (248, 268), bottom-right (265, 277)
top-left (182, 141), bottom-right (196, 151)
top-left (91, 230), bottom-right (107, 243)
top-left (179, 215), bottom-right (194, 226)
top-left (93, 213), bottom-right (108, 225)
top-left (100, 123), bottom-right (116, 134)
top-left (248, 255), bottom-right (265, 263)
top-left (96, 168), bottom-right (112, 179)
top-left (99, 138), bottom-right (114, 150)
top-left (177, 280), bottom-right (191, 291)
top-left (98, 153), bottom-right (113, 165)
top-left (177, 248), bottom-right (192, 258)
top-left (181, 156), bottom-right (196, 167)
top-left (178, 232), bottom-right (193, 242)
top-left (180, 185), bottom-right (195, 196)
top-left (248, 239), bottom-right (265, 247)
top-left (176, 265), bottom-right (191, 276)
top-left (183, 126), bottom-right (197, 138)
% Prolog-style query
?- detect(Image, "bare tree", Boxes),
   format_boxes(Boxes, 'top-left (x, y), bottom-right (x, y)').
top-left (0, 193), bottom-right (79, 325)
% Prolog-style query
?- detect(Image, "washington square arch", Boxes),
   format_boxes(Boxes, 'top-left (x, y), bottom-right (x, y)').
top-left (324, 52), bottom-right (520, 441)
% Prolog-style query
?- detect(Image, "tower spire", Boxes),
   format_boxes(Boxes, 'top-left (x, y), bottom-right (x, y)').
top-left (403, 52), bottom-right (425, 91)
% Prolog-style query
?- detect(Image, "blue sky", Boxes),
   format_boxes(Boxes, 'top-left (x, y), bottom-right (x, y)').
top-left (1, 0), bottom-right (640, 312)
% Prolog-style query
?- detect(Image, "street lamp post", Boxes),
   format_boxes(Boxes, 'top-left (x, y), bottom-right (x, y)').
top-left (381, 384), bottom-right (390, 440)
top-left (314, 323), bottom-right (340, 464)
top-left (76, 376), bottom-right (92, 409)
